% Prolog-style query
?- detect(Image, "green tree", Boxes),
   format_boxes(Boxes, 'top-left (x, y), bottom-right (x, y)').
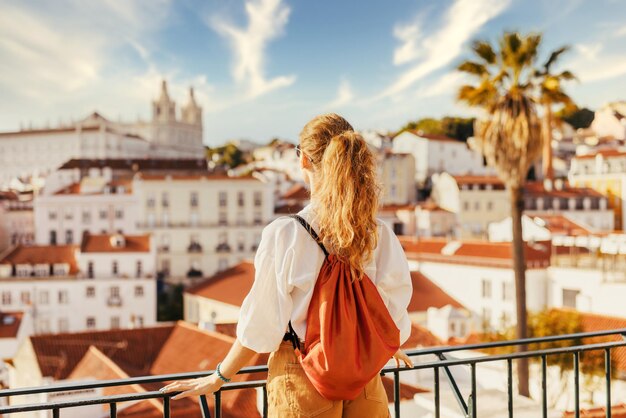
top-left (205, 143), bottom-right (245, 168)
top-left (442, 117), bottom-right (475, 141)
top-left (457, 32), bottom-right (544, 397)
top-left (399, 118), bottom-right (445, 135)
top-left (534, 46), bottom-right (576, 180)
top-left (556, 106), bottom-right (595, 130)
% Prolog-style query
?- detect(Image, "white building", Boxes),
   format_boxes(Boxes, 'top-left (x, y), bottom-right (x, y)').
top-left (251, 141), bottom-right (301, 182)
top-left (392, 130), bottom-right (490, 185)
top-left (0, 80), bottom-right (205, 187)
top-left (0, 191), bottom-right (34, 253)
top-left (133, 173), bottom-right (273, 282)
top-left (590, 102), bottom-right (626, 141)
top-left (378, 152), bottom-right (417, 206)
top-left (399, 237), bottom-right (551, 331)
top-left (0, 233), bottom-right (156, 335)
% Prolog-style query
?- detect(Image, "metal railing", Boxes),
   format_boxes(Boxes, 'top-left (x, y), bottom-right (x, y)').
top-left (1, 328), bottom-right (625, 417)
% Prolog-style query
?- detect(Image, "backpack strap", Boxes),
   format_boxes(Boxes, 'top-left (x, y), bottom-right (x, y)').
top-left (288, 214), bottom-right (329, 257)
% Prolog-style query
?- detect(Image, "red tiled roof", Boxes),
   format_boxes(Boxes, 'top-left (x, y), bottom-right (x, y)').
top-left (532, 215), bottom-right (595, 236)
top-left (399, 237), bottom-right (551, 269)
top-left (274, 203), bottom-right (305, 214)
top-left (380, 203), bottom-right (418, 212)
top-left (402, 323), bottom-right (443, 349)
top-left (573, 149), bottom-right (626, 160)
top-left (185, 262), bottom-right (255, 307)
top-left (563, 404), bottom-right (626, 418)
top-left (524, 181), bottom-right (604, 199)
top-left (137, 173), bottom-right (259, 182)
top-left (453, 175), bottom-right (504, 187)
top-left (573, 310), bottom-right (626, 375)
top-left (30, 325), bottom-right (175, 379)
top-left (0, 245), bottom-right (79, 274)
top-left (80, 234), bottom-right (151, 253)
top-left (54, 179), bottom-right (133, 195)
top-left (0, 311), bottom-right (24, 338)
top-left (408, 271), bottom-right (465, 312)
top-left (282, 183), bottom-right (310, 201)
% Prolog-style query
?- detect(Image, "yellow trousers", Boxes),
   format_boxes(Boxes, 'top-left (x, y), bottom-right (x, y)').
top-left (267, 341), bottom-right (391, 418)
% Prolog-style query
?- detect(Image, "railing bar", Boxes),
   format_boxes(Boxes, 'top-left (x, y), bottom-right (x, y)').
top-left (437, 353), bottom-right (468, 414)
top-left (199, 394), bottom-right (211, 418)
top-left (163, 396), bottom-right (170, 418)
top-left (434, 367), bottom-right (440, 418)
top-left (470, 363), bottom-right (477, 418)
top-left (574, 351), bottom-right (580, 418)
top-left (215, 391), bottom-right (222, 418)
top-left (53, 408), bottom-right (60, 418)
top-left (262, 385), bottom-right (268, 418)
top-left (110, 402), bottom-right (117, 418)
top-left (606, 348), bottom-right (612, 418)
top-left (394, 371), bottom-right (400, 418)
top-left (4, 337), bottom-right (626, 399)
top-left (507, 359), bottom-right (513, 418)
top-left (541, 354), bottom-right (547, 418)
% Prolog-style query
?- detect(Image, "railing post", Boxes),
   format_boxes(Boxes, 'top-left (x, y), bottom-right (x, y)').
top-left (507, 359), bottom-right (513, 418)
top-left (574, 352), bottom-right (580, 418)
top-left (541, 354), bottom-right (547, 418)
top-left (434, 367), bottom-right (440, 418)
top-left (394, 371), bottom-right (400, 418)
top-left (110, 402), bottom-right (117, 418)
top-left (468, 363), bottom-right (476, 418)
top-left (199, 394), bottom-right (211, 418)
top-left (262, 385), bottom-right (268, 418)
top-left (163, 396), bottom-right (170, 418)
top-left (605, 348), bottom-right (612, 418)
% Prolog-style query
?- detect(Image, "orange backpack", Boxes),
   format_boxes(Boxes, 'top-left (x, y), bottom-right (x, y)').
top-left (286, 215), bottom-right (400, 400)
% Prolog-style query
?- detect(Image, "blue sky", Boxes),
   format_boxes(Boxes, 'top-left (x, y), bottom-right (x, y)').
top-left (1, 0), bottom-right (625, 146)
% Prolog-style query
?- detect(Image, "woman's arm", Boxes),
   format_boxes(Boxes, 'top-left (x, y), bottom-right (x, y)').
top-left (159, 339), bottom-right (257, 400)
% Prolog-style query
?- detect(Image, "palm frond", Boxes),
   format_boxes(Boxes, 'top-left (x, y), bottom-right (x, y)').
top-left (472, 40), bottom-right (497, 65)
top-left (543, 46), bottom-right (570, 70)
top-left (457, 61), bottom-right (490, 77)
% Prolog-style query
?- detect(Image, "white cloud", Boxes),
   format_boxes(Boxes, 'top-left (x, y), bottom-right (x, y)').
top-left (208, 0), bottom-right (295, 100)
top-left (568, 42), bottom-right (626, 83)
top-left (377, 0), bottom-right (510, 100)
top-left (416, 72), bottom-right (466, 99)
top-left (325, 79), bottom-right (354, 109)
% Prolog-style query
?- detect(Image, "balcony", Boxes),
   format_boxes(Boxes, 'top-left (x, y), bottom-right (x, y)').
top-left (106, 295), bottom-right (123, 307)
top-left (187, 242), bottom-right (203, 253)
top-left (1, 329), bottom-right (625, 417)
top-left (215, 243), bottom-right (232, 253)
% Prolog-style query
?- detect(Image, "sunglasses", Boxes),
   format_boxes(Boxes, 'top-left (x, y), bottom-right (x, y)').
top-left (295, 145), bottom-right (302, 158)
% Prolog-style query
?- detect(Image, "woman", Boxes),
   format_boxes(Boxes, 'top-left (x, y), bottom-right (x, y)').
top-left (160, 113), bottom-right (414, 417)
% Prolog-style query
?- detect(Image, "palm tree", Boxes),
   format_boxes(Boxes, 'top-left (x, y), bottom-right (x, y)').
top-left (457, 32), bottom-right (544, 397)
top-left (534, 47), bottom-right (576, 181)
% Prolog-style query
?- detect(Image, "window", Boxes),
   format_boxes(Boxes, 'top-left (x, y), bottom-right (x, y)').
top-left (162, 192), bottom-right (169, 208)
top-left (82, 210), bottom-right (91, 223)
top-left (136, 315), bottom-right (144, 327)
top-left (238, 192), bottom-right (245, 207)
top-left (112, 261), bottom-right (119, 276)
top-left (86, 317), bottom-right (96, 329)
top-left (49, 210), bottom-right (57, 221)
top-left (115, 208), bottom-right (123, 219)
top-left (20, 291), bottom-right (31, 305)
top-left (64, 210), bottom-right (74, 220)
top-left (50, 230), bottom-right (57, 245)
top-left (253, 191), bottom-right (262, 207)
top-left (218, 211), bottom-right (227, 226)
top-left (487, 201), bottom-right (493, 211)
top-left (58, 290), bottom-right (69, 304)
top-left (39, 291), bottom-right (49, 304)
top-left (562, 289), bottom-right (580, 309)
top-left (135, 286), bottom-right (144, 297)
top-left (2, 291), bottom-right (11, 305)
top-left (219, 191), bottom-right (227, 208)
top-left (238, 233), bottom-right (245, 252)
top-left (111, 316), bottom-right (120, 329)
top-left (481, 279), bottom-right (492, 299)
top-left (65, 229), bottom-right (73, 244)
top-left (147, 195), bottom-right (156, 208)
top-left (253, 211), bottom-right (262, 225)
top-left (88, 261), bottom-right (94, 279)
top-left (99, 209), bottom-right (107, 220)
top-left (190, 192), bottom-right (199, 208)
top-left (110, 286), bottom-right (120, 297)
top-left (86, 286), bottom-right (95, 297)
top-left (58, 318), bottom-right (69, 333)
top-left (502, 282), bottom-right (514, 301)
top-left (463, 201), bottom-right (470, 212)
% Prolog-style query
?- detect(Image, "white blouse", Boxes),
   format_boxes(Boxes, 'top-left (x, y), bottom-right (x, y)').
top-left (236, 203), bottom-right (413, 353)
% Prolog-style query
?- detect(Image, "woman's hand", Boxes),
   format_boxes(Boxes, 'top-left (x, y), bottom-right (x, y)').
top-left (392, 349), bottom-right (414, 369)
top-left (159, 374), bottom-right (224, 400)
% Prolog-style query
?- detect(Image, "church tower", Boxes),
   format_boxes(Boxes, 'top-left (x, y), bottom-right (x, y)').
top-left (181, 87), bottom-right (203, 126)
top-left (152, 80), bottom-right (176, 123)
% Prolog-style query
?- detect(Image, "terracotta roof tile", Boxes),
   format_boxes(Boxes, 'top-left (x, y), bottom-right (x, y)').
top-left (59, 158), bottom-right (208, 171)
top-left (524, 181), bottom-right (604, 199)
top-left (532, 215), bottom-right (595, 236)
top-left (0, 245), bottom-right (79, 274)
top-left (381, 376), bottom-right (429, 402)
top-left (0, 311), bottom-right (23, 338)
top-left (30, 325), bottom-right (175, 379)
top-left (453, 175), bottom-right (505, 187)
top-left (80, 234), bottom-right (151, 253)
top-left (562, 403), bottom-right (626, 418)
top-left (399, 237), bottom-right (551, 269)
top-left (408, 271), bottom-right (465, 312)
top-left (282, 184), bottom-right (310, 201)
top-left (185, 262), bottom-right (255, 306)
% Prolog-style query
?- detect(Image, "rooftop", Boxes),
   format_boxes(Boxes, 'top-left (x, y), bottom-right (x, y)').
top-left (0, 245), bottom-right (79, 274)
top-left (80, 233), bottom-right (151, 253)
top-left (185, 262), bottom-right (255, 307)
top-left (58, 158), bottom-right (208, 172)
top-left (408, 271), bottom-right (465, 312)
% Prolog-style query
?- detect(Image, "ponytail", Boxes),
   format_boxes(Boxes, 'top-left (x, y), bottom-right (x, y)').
top-left (299, 114), bottom-right (380, 280)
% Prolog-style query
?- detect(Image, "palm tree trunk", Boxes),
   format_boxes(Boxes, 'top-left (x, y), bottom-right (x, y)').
top-left (511, 185), bottom-right (530, 397)
top-left (542, 101), bottom-right (554, 181)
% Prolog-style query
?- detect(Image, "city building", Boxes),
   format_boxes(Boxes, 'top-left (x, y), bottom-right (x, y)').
top-left (0, 81), bottom-right (205, 187)
top-left (0, 233), bottom-right (156, 335)
top-left (133, 173), bottom-right (273, 282)
top-left (590, 102), bottom-right (626, 141)
top-left (378, 152), bottom-right (417, 206)
top-left (0, 191), bottom-right (34, 253)
top-left (378, 202), bottom-right (457, 237)
top-left (569, 148), bottom-right (626, 229)
top-left (399, 237), bottom-right (551, 331)
top-left (391, 130), bottom-right (490, 185)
